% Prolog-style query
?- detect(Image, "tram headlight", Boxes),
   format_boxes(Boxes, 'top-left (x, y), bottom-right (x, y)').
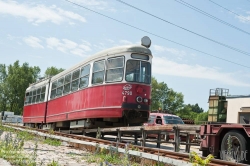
top-left (144, 98), bottom-right (148, 103)
top-left (141, 36), bottom-right (151, 48)
top-left (136, 96), bottom-right (143, 103)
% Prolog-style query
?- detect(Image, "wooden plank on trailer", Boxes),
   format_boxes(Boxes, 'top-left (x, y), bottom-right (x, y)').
top-left (174, 129), bottom-right (180, 152)
top-left (185, 133), bottom-right (190, 153)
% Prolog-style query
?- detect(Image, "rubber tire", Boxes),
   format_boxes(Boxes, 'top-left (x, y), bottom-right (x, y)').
top-left (220, 130), bottom-right (248, 164)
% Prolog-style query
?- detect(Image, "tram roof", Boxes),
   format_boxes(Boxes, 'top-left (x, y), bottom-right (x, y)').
top-left (51, 44), bottom-right (152, 81)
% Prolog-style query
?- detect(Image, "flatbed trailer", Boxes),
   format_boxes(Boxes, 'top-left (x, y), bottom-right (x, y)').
top-left (200, 123), bottom-right (250, 164)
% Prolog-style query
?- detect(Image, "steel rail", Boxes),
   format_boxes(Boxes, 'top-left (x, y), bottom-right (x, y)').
top-left (4, 124), bottom-right (248, 166)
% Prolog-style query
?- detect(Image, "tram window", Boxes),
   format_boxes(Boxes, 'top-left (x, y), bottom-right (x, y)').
top-left (71, 79), bottom-right (79, 92)
top-left (50, 81), bottom-right (57, 99)
top-left (57, 86), bottom-right (63, 96)
top-left (35, 88), bottom-right (41, 103)
top-left (57, 78), bottom-right (64, 97)
top-left (58, 78), bottom-right (64, 87)
top-left (125, 60), bottom-right (140, 82)
top-left (79, 77), bottom-right (88, 88)
top-left (40, 86), bottom-right (46, 102)
top-left (36, 94), bottom-right (41, 103)
top-left (33, 89), bottom-right (37, 96)
top-left (65, 73), bottom-right (71, 84)
top-left (106, 57), bottom-right (124, 82)
top-left (71, 69), bottom-right (80, 92)
top-left (52, 81), bottom-right (57, 89)
top-left (79, 65), bottom-right (90, 89)
top-left (50, 89), bottom-right (57, 99)
top-left (28, 91), bottom-right (32, 104)
top-left (32, 93), bottom-right (36, 103)
top-left (72, 69), bottom-right (80, 80)
top-left (125, 60), bottom-right (151, 84)
top-left (80, 65), bottom-right (90, 77)
top-left (131, 53), bottom-right (149, 60)
top-left (25, 92), bottom-right (30, 105)
top-left (141, 61), bottom-right (151, 84)
top-left (63, 84), bottom-right (70, 94)
top-left (40, 93), bottom-right (45, 102)
top-left (63, 73), bottom-right (71, 94)
top-left (37, 88), bottom-right (41, 95)
top-left (92, 60), bottom-right (105, 84)
top-left (41, 86), bottom-right (46, 93)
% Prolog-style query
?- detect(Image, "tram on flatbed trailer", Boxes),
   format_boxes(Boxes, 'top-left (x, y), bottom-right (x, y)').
top-left (23, 36), bottom-right (152, 130)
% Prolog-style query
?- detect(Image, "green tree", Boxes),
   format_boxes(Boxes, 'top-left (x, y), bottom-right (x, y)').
top-left (151, 77), bottom-right (184, 114)
top-left (195, 111), bottom-right (208, 124)
top-left (177, 103), bottom-right (205, 120)
top-left (0, 64), bottom-right (7, 111)
top-left (44, 66), bottom-right (64, 77)
top-left (0, 61), bottom-right (40, 114)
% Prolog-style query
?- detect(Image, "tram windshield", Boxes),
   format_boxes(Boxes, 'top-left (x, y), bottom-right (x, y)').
top-left (125, 60), bottom-right (151, 84)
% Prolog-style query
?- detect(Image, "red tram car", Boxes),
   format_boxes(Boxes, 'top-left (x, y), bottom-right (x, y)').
top-left (23, 36), bottom-right (153, 130)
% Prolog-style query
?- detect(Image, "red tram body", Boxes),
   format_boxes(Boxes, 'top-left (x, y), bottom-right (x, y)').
top-left (23, 37), bottom-right (153, 130)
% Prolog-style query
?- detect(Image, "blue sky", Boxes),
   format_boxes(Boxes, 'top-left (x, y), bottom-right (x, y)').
top-left (1, 0), bottom-right (250, 111)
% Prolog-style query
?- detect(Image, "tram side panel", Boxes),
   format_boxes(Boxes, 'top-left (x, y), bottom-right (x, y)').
top-left (46, 82), bottom-right (150, 124)
top-left (46, 85), bottom-right (107, 123)
top-left (23, 103), bottom-right (46, 123)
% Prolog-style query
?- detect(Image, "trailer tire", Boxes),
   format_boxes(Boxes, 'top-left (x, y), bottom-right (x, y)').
top-left (220, 130), bottom-right (248, 163)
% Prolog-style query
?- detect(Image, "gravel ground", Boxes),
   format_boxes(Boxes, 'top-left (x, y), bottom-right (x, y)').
top-left (0, 130), bottom-right (201, 166)
top-left (23, 140), bottom-right (99, 166)
top-left (0, 131), bottom-right (100, 166)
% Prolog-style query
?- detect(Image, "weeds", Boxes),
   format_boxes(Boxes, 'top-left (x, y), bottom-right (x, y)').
top-left (0, 131), bottom-right (36, 166)
top-left (43, 138), bottom-right (61, 146)
top-left (47, 159), bottom-right (59, 166)
top-left (189, 151), bottom-right (214, 166)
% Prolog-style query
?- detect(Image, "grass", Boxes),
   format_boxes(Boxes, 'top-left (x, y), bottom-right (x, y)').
top-left (43, 138), bottom-right (61, 146)
top-left (0, 129), bottom-right (36, 166)
top-left (0, 125), bottom-right (184, 166)
top-left (0, 125), bottom-right (62, 166)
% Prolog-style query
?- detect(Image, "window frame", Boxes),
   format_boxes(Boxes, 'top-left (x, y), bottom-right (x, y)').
top-left (125, 59), bottom-right (151, 84)
top-left (63, 73), bottom-right (72, 95)
top-left (71, 69), bottom-right (80, 92)
top-left (56, 77), bottom-right (64, 97)
top-left (79, 64), bottom-right (90, 89)
top-left (105, 56), bottom-right (124, 83)
top-left (92, 60), bottom-right (105, 85)
top-left (50, 81), bottom-right (57, 99)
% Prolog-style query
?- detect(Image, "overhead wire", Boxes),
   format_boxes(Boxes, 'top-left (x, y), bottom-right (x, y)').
top-left (116, 0), bottom-right (250, 57)
top-left (65, 0), bottom-right (250, 69)
top-left (174, 0), bottom-right (250, 34)
top-left (208, 0), bottom-right (250, 23)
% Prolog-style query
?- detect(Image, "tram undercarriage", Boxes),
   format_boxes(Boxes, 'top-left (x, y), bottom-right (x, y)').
top-left (24, 109), bottom-right (149, 131)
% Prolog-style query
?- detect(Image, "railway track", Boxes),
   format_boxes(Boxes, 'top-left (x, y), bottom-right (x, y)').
top-left (4, 124), bottom-right (248, 166)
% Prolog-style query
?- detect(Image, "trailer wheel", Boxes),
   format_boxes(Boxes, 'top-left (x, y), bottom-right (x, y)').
top-left (220, 130), bottom-right (248, 163)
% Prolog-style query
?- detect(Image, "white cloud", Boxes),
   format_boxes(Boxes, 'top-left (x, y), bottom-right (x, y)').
top-left (0, 1), bottom-right (86, 25)
top-left (22, 36), bottom-right (91, 57)
top-left (119, 40), bottom-right (133, 45)
top-left (236, 15), bottom-right (250, 23)
top-left (23, 36), bottom-right (44, 48)
top-left (153, 56), bottom-right (250, 87)
top-left (46, 37), bottom-right (91, 56)
top-left (153, 45), bottom-right (186, 57)
top-left (71, 0), bottom-right (107, 6)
